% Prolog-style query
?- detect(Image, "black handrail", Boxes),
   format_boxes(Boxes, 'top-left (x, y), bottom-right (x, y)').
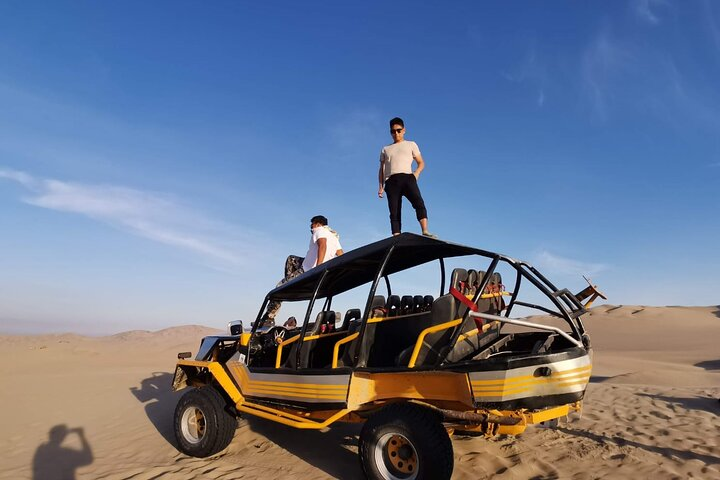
top-left (294, 269), bottom-right (329, 369)
top-left (354, 245), bottom-right (396, 367)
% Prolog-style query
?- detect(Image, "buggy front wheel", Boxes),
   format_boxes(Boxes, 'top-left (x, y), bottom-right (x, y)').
top-left (173, 386), bottom-right (237, 457)
top-left (359, 402), bottom-right (453, 480)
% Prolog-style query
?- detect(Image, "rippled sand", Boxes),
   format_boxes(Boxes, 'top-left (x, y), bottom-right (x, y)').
top-left (2, 306), bottom-right (718, 479)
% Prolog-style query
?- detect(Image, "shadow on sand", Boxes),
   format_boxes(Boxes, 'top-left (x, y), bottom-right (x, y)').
top-left (130, 371), bottom-right (183, 447)
top-left (130, 373), bottom-right (363, 478)
top-left (557, 427), bottom-right (720, 466)
top-left (32, 425), bottom-right (93, 480)
top-left (635, 392), bottom-right (720, 414)
top-left (695, 359), bottom-right (720, 371)
top-left (245, 416), bottom-right (363, 480)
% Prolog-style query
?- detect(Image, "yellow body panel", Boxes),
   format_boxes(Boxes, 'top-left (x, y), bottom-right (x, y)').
top-left (227, 362), bottom-right (348, 402)
top-left (175, 359), bottom-right (585, 436)
top-left (470, 364), bottom-right (592, 398)
top-left (347, 371), bottom-right (473, 410)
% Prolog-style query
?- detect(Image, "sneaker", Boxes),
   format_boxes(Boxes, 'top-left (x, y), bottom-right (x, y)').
top-left (422, 231), bottom-right (438, 239)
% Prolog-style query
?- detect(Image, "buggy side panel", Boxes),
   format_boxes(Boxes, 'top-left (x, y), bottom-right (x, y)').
top-left (469, 353), bottom-right (591, 409)
top-left (226, 362), bottom-right (350, 407)
top-left (347, 370), bottom-right (474, 411)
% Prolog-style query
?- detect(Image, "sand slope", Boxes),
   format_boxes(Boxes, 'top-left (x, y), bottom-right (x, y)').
top-left (2, 307), bottom-right (718, 479)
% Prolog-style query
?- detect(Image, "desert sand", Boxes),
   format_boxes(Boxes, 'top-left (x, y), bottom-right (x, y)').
top-left (2, 305), bottom-right (718, 479)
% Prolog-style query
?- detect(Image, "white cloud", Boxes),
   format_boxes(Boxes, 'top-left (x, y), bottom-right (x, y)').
top-left (633, 0), bottom-right (672, 25)
top-left (580, 29), bottom-right (632, 119)
top-left (0, 169), bottom-right (274, 269)
top-left (532, 250), bottom-right (608, 277)
top-left (501, 42), bottom-right (549, 108)
top-left (0, 169), bottom-right (38, 189)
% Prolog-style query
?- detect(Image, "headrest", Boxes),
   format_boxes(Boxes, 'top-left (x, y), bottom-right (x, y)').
top-left (386, 295), bottom-right (401, 316)
top-left (466, 269), bottom-right (478, 295)
top-left (309, 311), bottom-right (335, 335)
top-left (413, 295), bottom-right (424, 313)
top-left (371, 295), bottom-right (385, 308)
top-left (370, 295), bottom-right (386, 318)
top-left (423, 295), bottom-right (434, 312)
top-left (400, 295), bottom-right (414, 315)
top-left (343, 308), bottom-right (361, 324)
top-left (450, 268), bottom-right (468, 292)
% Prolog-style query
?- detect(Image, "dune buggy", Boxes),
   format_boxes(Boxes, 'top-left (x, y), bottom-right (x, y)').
top-left (171, 233), bottom-right (603, 479)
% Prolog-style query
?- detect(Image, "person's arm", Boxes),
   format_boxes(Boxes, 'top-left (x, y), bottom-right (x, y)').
top-left (413, 152), bottom-right (425, 179)
top-left (72, 428), bottom-right (93, 466)
top-left (378, 161), bottom-right (385, 198)
top-left (315, 237), bottom-right (328, 266)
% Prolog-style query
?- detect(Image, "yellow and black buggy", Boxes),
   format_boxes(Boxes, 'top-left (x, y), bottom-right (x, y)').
top-left (171, 233), bottom-right (603, 479)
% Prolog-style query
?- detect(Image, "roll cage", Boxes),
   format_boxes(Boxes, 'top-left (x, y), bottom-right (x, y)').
top-left (247, 233), bottom-right (589, 370)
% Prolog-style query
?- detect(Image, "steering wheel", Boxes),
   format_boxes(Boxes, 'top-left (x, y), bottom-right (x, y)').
top-left (267, 326), bottom-right (287, 347)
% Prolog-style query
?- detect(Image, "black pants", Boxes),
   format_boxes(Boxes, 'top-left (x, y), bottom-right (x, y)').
top-left (385, 173), bottom-right (428, 234)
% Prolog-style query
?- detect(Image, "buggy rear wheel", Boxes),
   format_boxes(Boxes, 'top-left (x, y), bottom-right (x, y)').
top-left (174, 386), bottom-right (237, 457)
top-left (359, 402), bottom-right (453, 480)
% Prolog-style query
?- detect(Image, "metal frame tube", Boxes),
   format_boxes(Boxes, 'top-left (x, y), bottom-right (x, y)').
top-left (468, 311), bottom-right (583, 348)
top-left (295, 269), bottom-right (329, 368)
top-left (439, 257), bottom-right (446, 296)
top-left (355, 245), bottom-right (396, 367)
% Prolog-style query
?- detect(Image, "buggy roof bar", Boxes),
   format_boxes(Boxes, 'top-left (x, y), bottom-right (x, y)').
top-left (268, 233), bottom-right (497, 301)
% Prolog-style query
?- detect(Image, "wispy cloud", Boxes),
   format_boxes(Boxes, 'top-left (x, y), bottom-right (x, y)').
top-left (532, 250), bottom-right (608, 277)
top-left (579, 20), bottom-right (720, 135)
top-left (501, 42), bottom-right (548, 108)
top-left (580, 29), bottom-right (632, 119)
top-left (328, 109), bottom-right (384, 151)
top-left (0, 168), bottom-right (273, 269)
top-left (632, 0), bottom-right (669, 25)
top-left (0, 169), bottom-right (37, 188)
top-left (537, 89), bottom-right (545, 107)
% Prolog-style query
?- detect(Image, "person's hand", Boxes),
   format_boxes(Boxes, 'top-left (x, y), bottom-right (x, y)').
top-left (378, 186), bottom-right (384, 198)
top-left (413, 171), bottom-right (419, 180)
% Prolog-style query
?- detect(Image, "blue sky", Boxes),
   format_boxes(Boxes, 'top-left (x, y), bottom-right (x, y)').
top-left (1, 1), bottom-right (718, 334)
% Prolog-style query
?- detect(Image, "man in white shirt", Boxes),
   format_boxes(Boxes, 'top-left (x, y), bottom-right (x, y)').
top-left (301, 215), bottom-right (343, 271)
top-left (378, 117), bottom-right (435, 237)
top-left (263, 215), bottom-right (343, 325)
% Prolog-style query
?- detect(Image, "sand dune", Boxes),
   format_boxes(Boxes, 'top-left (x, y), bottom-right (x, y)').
top-left (2, 306), bottom-right (718, 479)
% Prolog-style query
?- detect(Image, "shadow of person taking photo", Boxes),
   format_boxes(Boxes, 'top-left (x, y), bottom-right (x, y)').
top-left (33, 424), bottom-right (93, 480)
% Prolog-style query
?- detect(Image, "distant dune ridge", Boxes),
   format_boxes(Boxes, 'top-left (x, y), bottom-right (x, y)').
top-left (1, 306), bottom-right (718, 479)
